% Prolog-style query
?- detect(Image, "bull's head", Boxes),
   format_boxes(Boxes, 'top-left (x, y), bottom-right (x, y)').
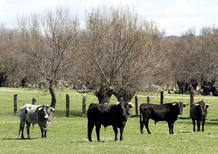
top-left (117, 101), bottom-right (134, 115)
top-left (194, 100), bottom-right (210, 115)
top-left (38, 105), bottom-right (55, 120)
top-left (172, 102), bottom-right (187, 115)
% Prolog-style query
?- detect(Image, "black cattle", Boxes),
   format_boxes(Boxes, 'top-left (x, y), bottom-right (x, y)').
top-left (87, 101), bottom-right (133, 142)
top-left (190, 100), bottom-right (210, 132)
top-left (140, 102), bottom-right (187, 134)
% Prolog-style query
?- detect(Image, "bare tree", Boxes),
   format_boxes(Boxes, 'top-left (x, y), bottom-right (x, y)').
top-left (0, 25), bottom-right (24, 87)
top-left (79, 8), bottom-right (164, 103)
top-left (167, 27), bottom-right (218, 94)
top-left (18, 8), bottom-right (79, 108)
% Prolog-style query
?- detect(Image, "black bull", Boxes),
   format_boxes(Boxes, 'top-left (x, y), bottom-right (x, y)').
top-left (87, 101), bottom-right (133, 142)
top-left (140, 102), bottom-right (187, 134)
top-left (190, 100), bottom-right (210, 132)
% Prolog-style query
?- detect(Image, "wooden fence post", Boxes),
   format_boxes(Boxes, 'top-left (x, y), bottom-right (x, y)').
top-left (190, 90), bottom-right (194, 107)
top-left (147, 96), bottom-right (150, 104)
top-left (82, 96), bottom-right (86, 117)
top-left (160, 91), bottom-right (164, 104)
top-left (14, 94), bottom-right (17, 115)
top-left (66, 94), bottom-right (70, 117)
top-left (135, 96), bottom-right (138, 115)
top-left (32, 98), bottom-right (36, 105)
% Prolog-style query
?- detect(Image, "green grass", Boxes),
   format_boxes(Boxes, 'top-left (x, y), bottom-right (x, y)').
top-left (0, 87), bottom-right (218, 153)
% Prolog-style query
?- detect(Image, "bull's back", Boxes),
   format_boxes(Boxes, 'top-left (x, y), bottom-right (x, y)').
top-left (87, 104), bottom-right (119, 126)
top-left (140, 103), bottom-right (172, 121)
top-left (20, 104), bottom-right (39, 124)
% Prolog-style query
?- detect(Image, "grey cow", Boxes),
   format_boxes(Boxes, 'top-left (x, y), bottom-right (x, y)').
top-left (190, 100), bottom-right (210, 132)
top-left (19, 104), bottom-right (55, 139)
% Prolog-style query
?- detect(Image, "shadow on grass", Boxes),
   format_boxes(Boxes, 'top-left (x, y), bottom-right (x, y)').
top-left (131, 115), bottom-right (139, 118)
top-left (2, 137), bottom-right (38, 141)
top-left (177, 118), bottom-right (218, 126)
top-left (54, 110), bottom-right (85, 117)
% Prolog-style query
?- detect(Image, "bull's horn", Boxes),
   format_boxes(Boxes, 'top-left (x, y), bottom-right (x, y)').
top-left (128, 102), bottom-right (134, 108)
top-left (50, 107), bottom-right (55, 112)
top-left (38, 106), bottom-right (43, 110)
top-left (116, 102), bottom-right (120, 105)
top-left (194, 104), bottom-right (200, 106)
top-left (172, 103), bottom-right (177, 106)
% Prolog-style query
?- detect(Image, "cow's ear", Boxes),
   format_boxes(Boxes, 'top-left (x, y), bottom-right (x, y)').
top-left (183, 103), bottom-right (188, 107)
top-left (206, 104), bottom-right (210, 108)
top-left (38, 106), bottom-right (43, 111)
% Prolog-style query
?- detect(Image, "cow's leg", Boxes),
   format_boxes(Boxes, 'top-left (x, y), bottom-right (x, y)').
top-left (95, 123), bottom-right (101, 142)
top-left (88, 120), bottom-right (94, 142)
top-left (168, 122), bottom-right (173, 134)
top-left (112, 125), bottom-right (118, 141)
top-left (40, 128), bottom-right (44, 138)
top-left (197, 120), bottom-right (200, 132)
top-left (171, 123), bottom-right (174, 134)
top-left (26, 121), bottom-right (31, 139)
top-left (202, 119), bottom-right (205, 132)
top-left (120, 127), bottom-right (125, 141)
top-left (145, 119), bottom-right (151, 134)
top-left (192, 118), bottom-right (196, 132)
top-left (20, 120), bottom-right (25, 139)
top-left (44, 130), bottom-right (47, 138)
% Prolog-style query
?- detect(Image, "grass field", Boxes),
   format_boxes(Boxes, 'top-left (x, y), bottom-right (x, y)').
top-left (0, 87), bottom-right (218, 154)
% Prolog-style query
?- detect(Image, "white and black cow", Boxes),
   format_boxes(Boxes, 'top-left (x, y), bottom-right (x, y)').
top-left (140, 102), bottom-right (187, 134)
top-left (190, 100), bottom-right (210, 132)
top-left (87, 101), bottom-right (133, 142)
top-left (19, 104), bottom-right (55, 139)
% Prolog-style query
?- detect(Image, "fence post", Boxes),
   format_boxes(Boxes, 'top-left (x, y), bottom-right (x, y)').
top-left (66, 94), bottom-right (70, 117)
top-left (14, 94), bottom-right (17, 115)
top-left (32, 98), bottom-right (36, 105)
top-left (82, 96), bottom-right (86, 117)
top-left (160, 91), bottom-right (164, 104)
top-left (190, 90), bottom-right (194, 107)
top-left (147, 96), bottom-right (150, 104)
top-left (135, 96), bottom-right (138, 115)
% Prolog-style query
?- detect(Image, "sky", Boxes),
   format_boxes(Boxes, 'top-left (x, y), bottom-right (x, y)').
top-left (0, 0), bottom-right (217, 36)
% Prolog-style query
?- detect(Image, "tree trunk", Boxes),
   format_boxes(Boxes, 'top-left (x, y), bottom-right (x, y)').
top-left (201, 80), bottom-right (215, 95)
top-left (49, 81), bottom-right (56, 108)
top-left (0, 72), bottom-right (7, 87)
top-left (113, 88), bottom-right (135, 102)
top-left (95, 87), bottom-right (113, 104)
top-left (177, 81), bottom-right (185, 94)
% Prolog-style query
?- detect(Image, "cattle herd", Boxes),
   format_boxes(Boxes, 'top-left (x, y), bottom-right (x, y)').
top-left (18, 100), bottom-right (210, 141)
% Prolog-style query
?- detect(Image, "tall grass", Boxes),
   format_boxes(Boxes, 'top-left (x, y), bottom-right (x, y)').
top-left (0, 87), bottom-right (218, 154)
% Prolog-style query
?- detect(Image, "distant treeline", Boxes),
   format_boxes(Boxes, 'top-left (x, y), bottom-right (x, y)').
top-left (0, 7), bottom-right (217, 106)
